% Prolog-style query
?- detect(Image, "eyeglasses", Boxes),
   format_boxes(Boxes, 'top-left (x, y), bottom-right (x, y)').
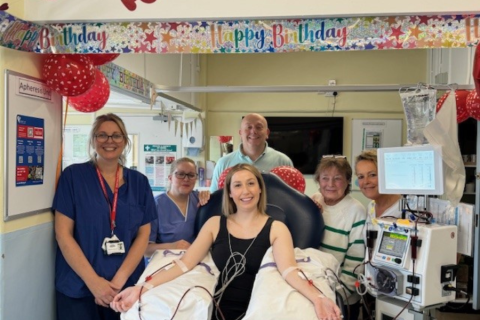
top-left (322, 155), bottom-right (347, 159)
top-left (174, 172), bottom-right (198, 180)
top-left (95, 133), bottom-right (124, 143)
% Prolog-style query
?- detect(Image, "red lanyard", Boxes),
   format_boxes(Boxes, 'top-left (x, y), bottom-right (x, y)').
top-left (96, 165), bottom-right (120, 234)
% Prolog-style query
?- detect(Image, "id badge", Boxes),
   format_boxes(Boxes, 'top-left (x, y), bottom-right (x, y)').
top-left (102, 235), bottom-right (125, 255)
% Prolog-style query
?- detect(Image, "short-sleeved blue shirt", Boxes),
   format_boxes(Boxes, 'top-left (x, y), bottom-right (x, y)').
top-left (149, 191), bottom-right (200, 244)
top-left (210, 142), bottom-right (293, 191)
top-left (52, 161), bottom-right (157, 298)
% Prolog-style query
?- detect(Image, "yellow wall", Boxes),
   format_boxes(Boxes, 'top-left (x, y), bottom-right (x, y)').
top-left (0, 0), bottom-right (56, 232)
top-left (204, 49), bottom-right (427, 200)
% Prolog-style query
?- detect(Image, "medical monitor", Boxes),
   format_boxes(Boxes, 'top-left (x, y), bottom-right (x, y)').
top-left (378, 231), bottom-right (409, 258)
top-left (377, 144), bottom-right (444, 195)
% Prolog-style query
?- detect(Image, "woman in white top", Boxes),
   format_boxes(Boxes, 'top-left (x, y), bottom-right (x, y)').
top-left (354, 149), bottom-right (403, 223)
top-left (311, 155), bottom-right (366, 320)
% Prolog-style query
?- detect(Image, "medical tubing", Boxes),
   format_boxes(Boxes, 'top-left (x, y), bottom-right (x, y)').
top-left (392, 260), bottom-right (415, 320)
top-left (392, 226), bottom-right (417, 320)
top-left (443, 285), bottom-right (471, 310)
top-left (170, 286), bottom-right (225, 320)
top-left (298, 269), bottom-right (325, 296)
top-left (325, 267), bottom-right (350, 320)
top-left (355, 274), bottom-right (368, 296)
top-left (137, 261), bottom-right (174, 319)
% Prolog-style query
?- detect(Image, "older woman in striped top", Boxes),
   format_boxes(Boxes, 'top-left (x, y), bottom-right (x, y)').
top-left (311, 155), bottom-right (366, 320)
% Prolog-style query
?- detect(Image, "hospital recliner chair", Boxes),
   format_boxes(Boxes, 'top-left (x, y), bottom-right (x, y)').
top-left (195, 172), bottom-right (345, 313)
top-left (195, 172), bottom-right (323, 248)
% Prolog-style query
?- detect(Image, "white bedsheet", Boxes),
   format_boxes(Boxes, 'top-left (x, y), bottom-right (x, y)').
top-left (121, 249), bottom-right (220, 320)
top-left (243, 247), bottom-right (340, 320)
top-left (121, 247), bottom-right (340, 320)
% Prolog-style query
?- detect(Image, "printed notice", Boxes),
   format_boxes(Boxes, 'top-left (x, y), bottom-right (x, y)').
top-left (144, 144), bottom-right (177, 191)
top-left (16, 115), bottom-right (45, 186)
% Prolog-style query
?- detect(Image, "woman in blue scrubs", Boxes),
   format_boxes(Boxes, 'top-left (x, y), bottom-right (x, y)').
top-left (146, 157), bottom-right (209, 255)
top-left (53, 113), bottom-right (157, 320)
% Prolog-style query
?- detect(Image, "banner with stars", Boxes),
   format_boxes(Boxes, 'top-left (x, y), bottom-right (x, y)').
top-left (0, 11), bottom-right (479, 54)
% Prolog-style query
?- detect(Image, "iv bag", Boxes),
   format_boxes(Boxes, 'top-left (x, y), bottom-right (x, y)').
top-left (399, 88), bottom-right (437, 145)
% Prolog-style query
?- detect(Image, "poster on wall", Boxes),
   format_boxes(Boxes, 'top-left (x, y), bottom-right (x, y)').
top-left (15, 115), bottom-right (45, 186)
top-left (5, 70), bottom-right (62, 220)
top-left (144, 144), bottom-right (177, 191)
top-left (351, 119), bottom-right (402, 191)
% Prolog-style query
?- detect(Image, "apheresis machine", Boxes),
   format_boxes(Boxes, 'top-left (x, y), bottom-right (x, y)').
top-left (364, 145), bottom-right (459, 320)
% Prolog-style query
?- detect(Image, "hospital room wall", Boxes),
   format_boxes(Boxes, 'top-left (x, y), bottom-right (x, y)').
top-left (204, 50), bottom-right (427, 205)
top-left (0, 4), bottom-right (57, 320)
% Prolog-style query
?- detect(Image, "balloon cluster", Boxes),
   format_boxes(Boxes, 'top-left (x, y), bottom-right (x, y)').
top-left (42, 53), bottom-right (119, 113)
top-left (436, 90), bottom-right (480, 122)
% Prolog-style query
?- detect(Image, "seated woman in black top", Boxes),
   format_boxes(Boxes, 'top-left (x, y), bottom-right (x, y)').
top-left (111, 163), bottom-right (341, 320)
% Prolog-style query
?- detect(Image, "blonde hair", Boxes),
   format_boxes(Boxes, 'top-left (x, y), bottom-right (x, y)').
top-left (313, 157), bottom-right (352, 195)
top-left (88, 113), bottom-right (131, 165)
top-left (354, 149), bottom-right (378, 175)
top-left (221, 164), bottom-right (267, 217)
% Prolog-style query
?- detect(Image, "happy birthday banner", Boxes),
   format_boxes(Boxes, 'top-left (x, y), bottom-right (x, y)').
top-left (0, 11), bottom-right (479, 54)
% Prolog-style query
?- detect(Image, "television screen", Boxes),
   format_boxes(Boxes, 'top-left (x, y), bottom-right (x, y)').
top-left (265, 117), bottom-right (344, 174)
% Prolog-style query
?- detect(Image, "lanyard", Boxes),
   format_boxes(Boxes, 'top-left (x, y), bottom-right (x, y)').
top-left (96, 164), bottom-right (120, 235)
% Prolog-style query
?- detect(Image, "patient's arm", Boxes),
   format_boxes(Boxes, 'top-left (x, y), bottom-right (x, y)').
top-left (270, 221), bottom-right (342, 320)
top-left (145, 239), bottom-right (191, 256)
top-left (111, 216), bottom-right (220, 313)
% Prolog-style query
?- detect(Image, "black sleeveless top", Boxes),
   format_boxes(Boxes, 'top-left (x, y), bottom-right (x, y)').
top-left (211, 215), bottom-right (273, 320)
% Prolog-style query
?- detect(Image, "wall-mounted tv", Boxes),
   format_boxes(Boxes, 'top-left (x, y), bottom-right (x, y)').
top-left (265, 117), bottom-right (344, 175)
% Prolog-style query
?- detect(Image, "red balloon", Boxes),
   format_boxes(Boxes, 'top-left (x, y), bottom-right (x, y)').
top-left (270, 166), bottom-right (306, 193)
top-left (436, 90), bottom-right (470, 123)
top-left (42, 54), bottom-right (95, 97)
top-left (473, 44), bottom-right (480, 95)
top-left (69, 69), bottom-right (110, 113)
top-left (87, 54), bottom-right (120, 66)
top-left (218, 167), bottom-right (232, 190)
top-left (466, 90), bottom-right (480, 121)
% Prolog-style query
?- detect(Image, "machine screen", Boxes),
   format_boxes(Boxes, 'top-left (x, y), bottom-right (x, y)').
top-left (377, 144), bottom-right (444, 195)
top-left (378, 231), bottom-right (408, 258)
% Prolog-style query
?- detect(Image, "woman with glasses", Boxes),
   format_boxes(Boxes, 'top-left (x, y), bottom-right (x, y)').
top-left (53, 113), bottom-right (157, 320)
top-left (311, 155), bottom-right (366, 320)
top-left (146, 157), bottom-right (210, 255)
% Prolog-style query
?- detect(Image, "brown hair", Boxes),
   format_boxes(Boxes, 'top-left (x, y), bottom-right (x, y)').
top-left (221, 163), bottom-right (267, 217)
top-left (88, 113), bottom-right (131, 165)
top-left (313, 156), bottom-right (352, 195)
top-left (354, 149), bottom-right (378, 175)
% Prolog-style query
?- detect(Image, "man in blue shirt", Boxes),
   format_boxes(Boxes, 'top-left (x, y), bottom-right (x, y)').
top-left (210, 113), bottom-right (293, 191)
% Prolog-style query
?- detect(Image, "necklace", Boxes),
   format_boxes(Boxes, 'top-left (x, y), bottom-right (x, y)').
top-left (214, 219), bottom-right (263, 320)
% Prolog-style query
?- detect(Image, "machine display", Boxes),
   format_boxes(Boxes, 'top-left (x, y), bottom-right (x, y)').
top-left (378, 231), bottom-right (409, 259)
top-left (377, 144), bottom-right (444, 195)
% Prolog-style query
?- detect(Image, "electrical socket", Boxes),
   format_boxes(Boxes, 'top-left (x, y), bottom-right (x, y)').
top-left (325, 80), bottom-right (336, 97)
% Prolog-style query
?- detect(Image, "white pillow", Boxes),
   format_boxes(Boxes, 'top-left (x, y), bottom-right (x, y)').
top-left (121, 249), bottom-right (220, 320)
top-left (242, 247), bottom-right (340, 320)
